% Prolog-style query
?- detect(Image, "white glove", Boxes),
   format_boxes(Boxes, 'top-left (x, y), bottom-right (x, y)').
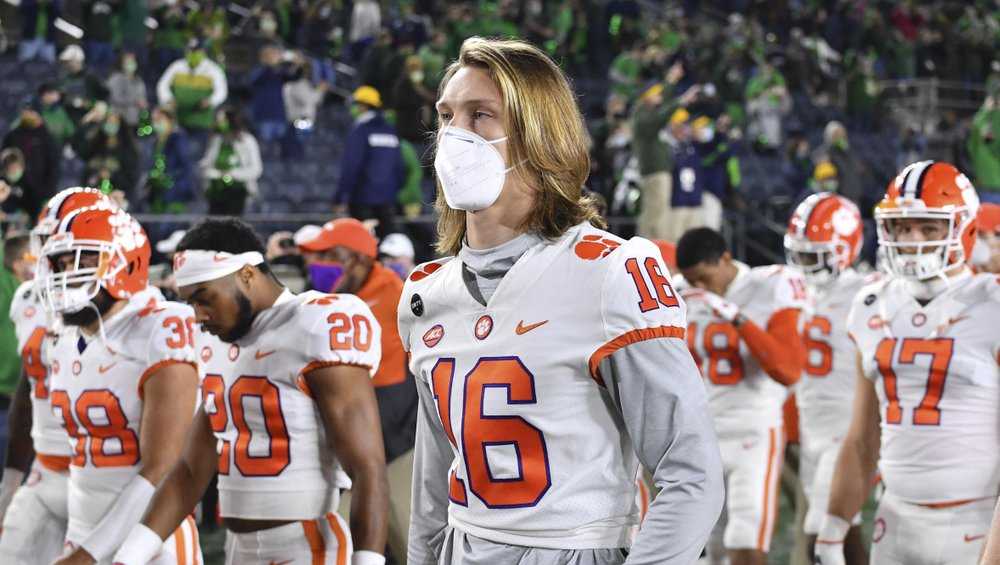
top-left (814, 514), bottom-right (850, 565)
top-left (682, 288), bottom-right (741, 322)
top-left (352, 550), bottom-right (386, 565)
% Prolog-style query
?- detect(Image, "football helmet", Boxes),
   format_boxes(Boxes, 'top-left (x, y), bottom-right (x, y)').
top-left (39, 206), bottom-right (149, 313)
top-left (785, 192), bottom-right (863, 288)
top-left (875, 161), bottom-right (978, 281)
top-left (30, 187), bottom-right (113, 260)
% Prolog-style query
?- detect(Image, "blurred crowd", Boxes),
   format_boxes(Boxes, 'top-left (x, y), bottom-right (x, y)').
top-left (0, 0), bottom-right (997, 261)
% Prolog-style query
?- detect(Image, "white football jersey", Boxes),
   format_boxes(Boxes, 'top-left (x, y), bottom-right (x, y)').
top-left (9, 281), bottom-right (72, 458)
top-left (47, 289), bottom-right (197, 543)
top-left (399, 223), bottom-right (686, 549)
top-left (796, 270), bottom-right (869, 445)
top-left (847, 272), bottom-right (1000, 504)
top-left (686, 263), bottom-right (808, 433)
top-left (197, 290), bottom-right (381, 521)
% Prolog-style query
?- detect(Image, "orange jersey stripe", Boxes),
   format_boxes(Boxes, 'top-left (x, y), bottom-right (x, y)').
top-left (187, 515), bottom-right (200, 565)
top-left (326, 513), bottom-right (349, 565)
top-left (588, 325), bottom-right (686, 385)
top-left (174, 517), bottom-right (187, 565)
top-left (138, 360), bottom-right (197, 400)
top-left (919, 496), bottom-right (994, 510)
top-left (302, 519), bottom-right (326, 565)
top-left (36, 453), bottom-right (71, 472)
top-left (757, 427), bottom-right (781, 551)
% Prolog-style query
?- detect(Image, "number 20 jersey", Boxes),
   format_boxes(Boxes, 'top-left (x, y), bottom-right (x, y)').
top-left (398, 223), bottom-right (687, 549)
top-left (847, 273), bottom-right (1000, 504)
top-left (196, 290), bottom-right (381, 521)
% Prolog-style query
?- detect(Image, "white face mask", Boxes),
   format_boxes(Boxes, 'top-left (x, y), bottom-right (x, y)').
top-left (434, 126), bottom-right (513, 211)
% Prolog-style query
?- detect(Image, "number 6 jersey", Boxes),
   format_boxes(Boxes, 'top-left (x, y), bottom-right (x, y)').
top-left (195, 290), bottom-right (381, 520)
top-left (399, 223), bottom-right (693, 550)
top-left (847, 272), bottom-right (1000, 504)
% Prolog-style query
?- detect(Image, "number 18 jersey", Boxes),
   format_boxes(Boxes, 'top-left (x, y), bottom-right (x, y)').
top-left (196, 290), bottom-right (381, 521)
top-left (847, 273), bottom-right (1000, 504)
top-left (399, 223), bottom-right (686, 549)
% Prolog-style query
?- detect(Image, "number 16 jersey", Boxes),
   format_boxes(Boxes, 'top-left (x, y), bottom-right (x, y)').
top-left (399, 223), bottom-right (687, 549)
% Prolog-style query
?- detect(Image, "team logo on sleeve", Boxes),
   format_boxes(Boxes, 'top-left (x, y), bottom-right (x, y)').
top-left (474, 315), bottom-right (493, 340)
top-left (422, 325), bottom-right (444, 348)
top-left (574, 234), bottom-right (621, 260)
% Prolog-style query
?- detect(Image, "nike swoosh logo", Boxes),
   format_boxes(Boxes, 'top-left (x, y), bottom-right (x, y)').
top-left (946, 315), bottom-right (969, 327)
top-left (255, 350), bottom-right (276, 360)
top-left (269, 561), bottom-right (293, 565)
top-left (515, 320), bottom-right (548, 335)
top-left (213, 254), bottom-right (229, 262)
top-left (98, 363), bottom-right (117, 374)
top-left (965, 534), bottom-right (985, 542)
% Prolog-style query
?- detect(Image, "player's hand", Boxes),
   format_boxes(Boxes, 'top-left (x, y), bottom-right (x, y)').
top-left (52, 547), bottom-right (97, 565)
top-left (682, 288), bottom-right (740, 322)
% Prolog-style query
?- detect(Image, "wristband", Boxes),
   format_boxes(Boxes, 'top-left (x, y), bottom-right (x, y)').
top-left (816, 513), bottom-right (851, 544)
top-left (81, 474), bottom-right (156, 561)
top-left (111, 523), bottom-right (164, 565)
top-left (352, 550), bottom-right (386, 565)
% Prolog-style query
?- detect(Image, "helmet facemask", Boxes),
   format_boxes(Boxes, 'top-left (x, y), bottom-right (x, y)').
top-left (784, 235), bottom-right (848, 291)
top-left (875, 207), bottom-right (972, 283)
top-left (40, 235), bottom-right (127, 315)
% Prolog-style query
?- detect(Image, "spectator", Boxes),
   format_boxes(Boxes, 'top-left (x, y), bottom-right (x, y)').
top-left (630, 65), bottom-right (695, 240)
top-left (896, 126), bottom-right (928, 171)
top-left (0, 234), bottom-right (33, 469)
top-left (146, 106), bottom-right (196, 213)
top-left (82, 0), bottom-right (116, 74)
top-left (297, 218), bottom-right (415, 564)
top-left (157, 40), bottom-right (229, 133)
top-left (968, 96), bottom-right (1000, 194)
top-left (667, 109), bottom-right (707, 241)
top-left (118, 0), bottom-right (149, 70)
top-left (78, 110), bottom-right (140, 201)
top-left (745, 58), bottom-right (791, 151)
top-left (246, 44), bottom-right (291, 148)
top-left (107, 52), bottom-right (149, 128)
top-left (815, 121), bottom-right (876, 213)
top-left (151, 1), bottom-right (190, 75)
top-left (18, 0), bottom-right (60, 63)
top-left (283, 52), bottom-right (328, 157)
top-left (796, 160), bottom-right (839, 204)
top-left (199, 107), bottom-right (262, 215)
top-left (36, 83), bottom-right (76, 148)
top-left (58, 45), bottom-right (109, 124)
top-left (418, 30), bottom-right (449, 91)
top-left (692, 115), bottom-right (738, 230)
top-left (333, 86), bottom-right (404, 238)
top-left (349, 0), bottom-right (382, 62)
top-left (384, 110), bottom-right (425, 219)
top-left (379, 232), bottom-right (417, 279)
top-left (0, 149), bottom-right (28, 220)
top-left (392, 55), bottom-right (436, 145)
top-left (1, 102), bottom-right (60, 218)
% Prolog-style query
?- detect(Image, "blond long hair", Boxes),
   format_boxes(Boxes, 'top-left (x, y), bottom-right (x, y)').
top-left (434, 37), bottom-right (604, 255)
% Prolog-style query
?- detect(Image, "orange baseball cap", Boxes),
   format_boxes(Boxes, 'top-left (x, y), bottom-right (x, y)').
top-left (653, 239), bottom-right (676, 270)
top-left (299, 218), bottom-right (378, 258)
top-left (978, 203), bottom-right (1000, 234)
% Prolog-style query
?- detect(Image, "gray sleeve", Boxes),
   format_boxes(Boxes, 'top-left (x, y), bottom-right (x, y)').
top-left (600, 338), bottom-right (725, 565)
top-left (407, 378), bottom-right (454, 565)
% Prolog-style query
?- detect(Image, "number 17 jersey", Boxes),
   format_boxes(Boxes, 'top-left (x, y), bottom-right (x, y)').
top-left (399, 223), bottom-right (687, 549)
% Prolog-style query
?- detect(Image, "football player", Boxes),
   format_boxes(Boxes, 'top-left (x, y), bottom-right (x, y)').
top-left (816, 161), bottom-right (999, 564)
top-left (113, 218), bottom-right (389, 565)
top-left (783, 193), bottom-right (868, 562)
top-left (677, 226), bottom-right (807, 565)
top-left (0, 188), bottom-right (114, 564)
top-left (38, 206), bottom-right (202, 565)
top-left (401, 37), bottom-right (723, 565)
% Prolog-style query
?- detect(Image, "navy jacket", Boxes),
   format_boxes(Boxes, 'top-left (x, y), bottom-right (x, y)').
top-left (671, 142), bottom-right (705, 208)
top-left (246, 65), bottom-right (288, 123)
top-left (162, 130), bottom-right (196, 203)
top-left (334, 111), bottom-right (405, 206)
top-left (20, 0), bottom-right (61, 41)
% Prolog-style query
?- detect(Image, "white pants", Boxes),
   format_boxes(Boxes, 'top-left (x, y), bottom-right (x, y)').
top-left (225, 513), bottom-right (352, 565)
top-left (711, 426), bottom-right (784, 553)
top-left (870, 492), bottom-right (995, 565)
top-left (702, 192), bottom-right (723, 230)
top-left (437, 527), bottom-right (626, 565)
top-left (801, 438), bottom-right (843, 535)
top-left (0, 458), bottom-right (69, 564)
top-left (62, 515), bottom-right (201, 565)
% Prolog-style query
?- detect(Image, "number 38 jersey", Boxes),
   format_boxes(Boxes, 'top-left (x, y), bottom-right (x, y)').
top-left (847, 272), bottom-right (1000, 504)
top-left (398, 223), bottom-right (686, 549)
top-left (196, 290), bottom-right (381, 521)
top-left (47, 290), bottom-right (197, 543)
top-left (686, 263), bottom-right (807, 434)
top-left (9, 281), bottom-right (72, 458)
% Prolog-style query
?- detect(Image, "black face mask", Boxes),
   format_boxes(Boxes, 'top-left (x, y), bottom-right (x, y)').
top-left (220, 288), bottom-right (256, 343)
top-left (61, 288), bottom-right (116, 327)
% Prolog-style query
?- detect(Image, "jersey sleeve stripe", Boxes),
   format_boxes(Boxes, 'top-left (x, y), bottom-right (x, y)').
top-left (300, 360), bottom-right (374, 378)
top-left (588, 325), bottom-right (686, 386)
top-left (173, 516), bottom-right (187, 565)
top-left (36, 453), bottom-right (71, 472)
top-left (137, 360), bottom-right (197, 400)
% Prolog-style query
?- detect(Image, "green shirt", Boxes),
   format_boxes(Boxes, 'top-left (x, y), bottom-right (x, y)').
top-left (0, 268), bottom-right (21, 396)
top-left (631, 86), bottom-right (678, 176)
top-left (968, 107), bottom-right (1000, 191)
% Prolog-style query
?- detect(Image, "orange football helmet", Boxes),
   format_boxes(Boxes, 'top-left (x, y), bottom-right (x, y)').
top-left (39, 206), bottom-right (149, 313)
top-left (978, 203), bottom-right (1000, 235)
top-left (875, 160), bottom-right (978, 281)
top-left (30, 187), bottom-right (113, 259)
top-left (785, 192), bottom-right (863, 287)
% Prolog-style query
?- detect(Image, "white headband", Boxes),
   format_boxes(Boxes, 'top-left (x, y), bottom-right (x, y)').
top-left (173, 250), bottom-right (265, 287)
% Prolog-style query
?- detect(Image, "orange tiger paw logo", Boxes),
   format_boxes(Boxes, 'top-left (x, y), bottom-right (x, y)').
top-left (575, 235), bottom-right (621, 260)
top-left (409, 260), bottom-right (445, 282)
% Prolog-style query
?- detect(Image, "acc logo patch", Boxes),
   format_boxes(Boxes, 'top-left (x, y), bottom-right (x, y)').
top-left (422, 324), bottom-right (444, 348)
